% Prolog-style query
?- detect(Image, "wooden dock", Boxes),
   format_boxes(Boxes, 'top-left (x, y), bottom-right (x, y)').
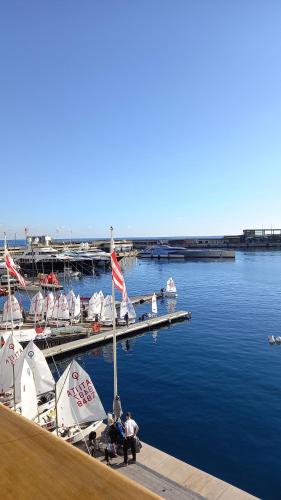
top-left (42, 310), bottom-right (191, 359)
top-left (79, 424), bottom-right (258, 500)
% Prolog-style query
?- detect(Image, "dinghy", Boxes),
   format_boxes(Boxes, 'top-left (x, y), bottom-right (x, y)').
top-left (100, 295), bottom-right (116, 326)
top-left (165, 277), bottom-right (178, 297)
top-left (268, 335), bottom-right (276, 344)
top-left (0, 295), bottom-right (23, 329)
top-left (54, 359), bottom-right (106, 444)
top-left (118, 297), bottom-right (136, 325)
top-left (49, 294), bottom-right (70, 326)
top-left (29, 291), bottom-right (44, 321)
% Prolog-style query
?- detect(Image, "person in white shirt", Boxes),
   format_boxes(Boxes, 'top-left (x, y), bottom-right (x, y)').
top-left (123, 412), bottom-right (139, 465)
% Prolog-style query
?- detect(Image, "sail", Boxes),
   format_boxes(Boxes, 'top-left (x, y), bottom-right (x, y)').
top-left (99, 290), bottom-right (104, 302)
top-left (56, 360), bottom-right (106, 428)
top-left (14, 340), bottom-right (55, 402)
top-left (120, 297), bottom-right (136, 320)
top-left (152, 293), bottom-right (157, 314)
top-left (20, 359), bottom-right (38, 420)
top-left (3, 295), bottom-right (22, 322)
top-left (166, 277), bottom-right (177, 293)
top-left (87, 293), bottom-right (97, 320)
top-left (67, 290), bottom-right (76, 314)
top-left (57, 294), bottom-right (70, 320)
top-left (51, 296), bottom-right (59, 320)
top-left (100, 295), bottom-right (115, 323)
top-left (0, 334), bottom-right (23, 392)
top-left (29, 291), bottom-right (44, 316)
top-left (44, 293), bottom-right (54, 319)
top-left (73, 295), bottom-right (81, 318)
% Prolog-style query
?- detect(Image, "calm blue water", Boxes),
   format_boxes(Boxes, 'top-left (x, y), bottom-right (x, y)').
top-left (4, 251), bottom-right (281, 498)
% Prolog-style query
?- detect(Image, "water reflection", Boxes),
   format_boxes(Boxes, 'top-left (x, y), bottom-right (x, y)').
top-left (151, 329), bottom-right (158, 343)
top-left (166, 298), bottom-right (177, 313)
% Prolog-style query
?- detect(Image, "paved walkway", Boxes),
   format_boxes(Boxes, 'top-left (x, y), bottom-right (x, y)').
top-left (79, 428), bottom-right (258, 500)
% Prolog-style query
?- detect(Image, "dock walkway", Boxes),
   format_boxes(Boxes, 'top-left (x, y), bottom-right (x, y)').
top-left (79, 424), bottom-right (257, 500)
top-left (43, 310), bottom-right (191, 359)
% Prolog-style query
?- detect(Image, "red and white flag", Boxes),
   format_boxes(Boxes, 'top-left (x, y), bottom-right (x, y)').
top-left (111, 243), bottom-right (127, 300)
top-left (5, 250), bottom-right (26, 287)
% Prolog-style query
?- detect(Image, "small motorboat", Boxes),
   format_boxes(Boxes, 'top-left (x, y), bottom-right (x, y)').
top-left (268, 335), bottom-right (276, 344)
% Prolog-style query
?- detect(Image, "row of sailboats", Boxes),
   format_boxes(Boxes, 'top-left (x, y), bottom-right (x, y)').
top-left (0, 231), bottom-right (174, 450)
top-left (0, 333), bottom-right (106, 443)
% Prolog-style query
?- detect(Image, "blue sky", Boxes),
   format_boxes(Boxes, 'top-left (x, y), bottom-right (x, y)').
top-left (1, 0), bottom-right (281, 238)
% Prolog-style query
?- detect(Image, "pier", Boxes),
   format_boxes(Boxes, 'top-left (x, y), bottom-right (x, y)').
top-left (42, 310), bottom-right (191, 359)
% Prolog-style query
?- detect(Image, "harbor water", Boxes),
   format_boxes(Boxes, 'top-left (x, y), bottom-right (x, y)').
top-left (6, 251), bottom-right (281, 498)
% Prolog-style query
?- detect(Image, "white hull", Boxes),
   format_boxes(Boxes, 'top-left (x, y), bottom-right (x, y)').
top-left (54, 420), bottom-right (103, 444)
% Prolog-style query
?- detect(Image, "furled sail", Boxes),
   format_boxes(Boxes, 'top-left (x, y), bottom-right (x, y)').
top-left (152, 293), bottom-right (158, 314)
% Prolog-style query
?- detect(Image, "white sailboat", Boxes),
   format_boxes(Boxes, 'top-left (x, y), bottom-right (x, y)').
top-left (44, 292), bottom-right (55, 320)
top-left (0, 334), bottom-right (23, 397)
top-left (1, 295), bottom-right (23, 329)
top-left (165, 277), bottom-right (178, 297)
top-left (119, 297), bottom-right (136, 325)
top-left (100, 295), bottom-right (116, 326)
top-left (71, 294), bottom-right (81, 323)
top-left (29, 291), bottom-right (44, 320)
top-left (152, 293), bottom-right (158, 315)
top-left (87, 292), bottom-right (103, 321)
top-left (14, 340), bottom-right (56, 428)
top-left (54, 359), bottom-right (106, 443)
top-left (66, 290), bottom-right (76, 313)
top-left (49, 294), bottom-right (70, 326)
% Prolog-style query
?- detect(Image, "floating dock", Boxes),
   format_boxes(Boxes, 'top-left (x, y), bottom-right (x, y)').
top-left (43, 310), bottom-right (191, 359)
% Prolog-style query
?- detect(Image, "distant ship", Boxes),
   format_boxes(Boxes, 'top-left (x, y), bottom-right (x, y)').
top-left (138, 244), bottom-right (235, 259)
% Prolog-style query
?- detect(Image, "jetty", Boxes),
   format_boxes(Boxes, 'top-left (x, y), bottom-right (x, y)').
top-left (0, 402), bottom-right (257, 500)
top-left (42, 310), bottom-right (191, 359)
top-left (76, 423), bottom-right (257, 500)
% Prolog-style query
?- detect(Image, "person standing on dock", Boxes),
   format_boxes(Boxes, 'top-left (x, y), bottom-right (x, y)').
top-left (124, 312), bottom-right (129, 326)
top-left (123, 412), bottom-right (139, 465)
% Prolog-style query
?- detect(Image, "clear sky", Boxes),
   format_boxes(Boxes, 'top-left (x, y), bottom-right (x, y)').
top-left (1, 0), bottom-right (281, 238)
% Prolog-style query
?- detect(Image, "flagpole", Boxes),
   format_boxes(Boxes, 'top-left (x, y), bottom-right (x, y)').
top-left (4, 234), bottom-right (14, 334)
top-left (110, 226), bottom-right (118, 400)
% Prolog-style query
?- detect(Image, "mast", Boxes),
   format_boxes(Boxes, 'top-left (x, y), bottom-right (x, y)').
top-left (4, 234), bottom-right (14, 334)
top-left (110, 226), bottom-right (118, 399)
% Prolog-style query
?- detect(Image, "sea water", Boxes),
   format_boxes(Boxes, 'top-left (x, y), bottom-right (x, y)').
top-left (6, 251), bottom-right (281, 498)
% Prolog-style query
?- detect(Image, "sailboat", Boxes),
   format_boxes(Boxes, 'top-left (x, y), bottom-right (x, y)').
top-left (71, 294), bottom-right (81, 323)
top-left (49, 294), bottom-right (70, 326)
top-left (1, 295), bottom-right (23, 329)
top-left (86, 292), bottom-right (103, 321)
top-left (29, 291), bottom-right (44, 321)
top-left (0, 333), bottom-right (23, 397)
top-left (14, 340), bottom-right (56, 429)
top-left (165, 277), bottom-right (178, 297)
top-left (100, 295), bottom-right (116, 326)
top-left (118, 297), bottom-right (136, 325)
top-left (151, 292), bottom-right (158, 316)
top-left (54, 359), bottom-right (106, 444)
